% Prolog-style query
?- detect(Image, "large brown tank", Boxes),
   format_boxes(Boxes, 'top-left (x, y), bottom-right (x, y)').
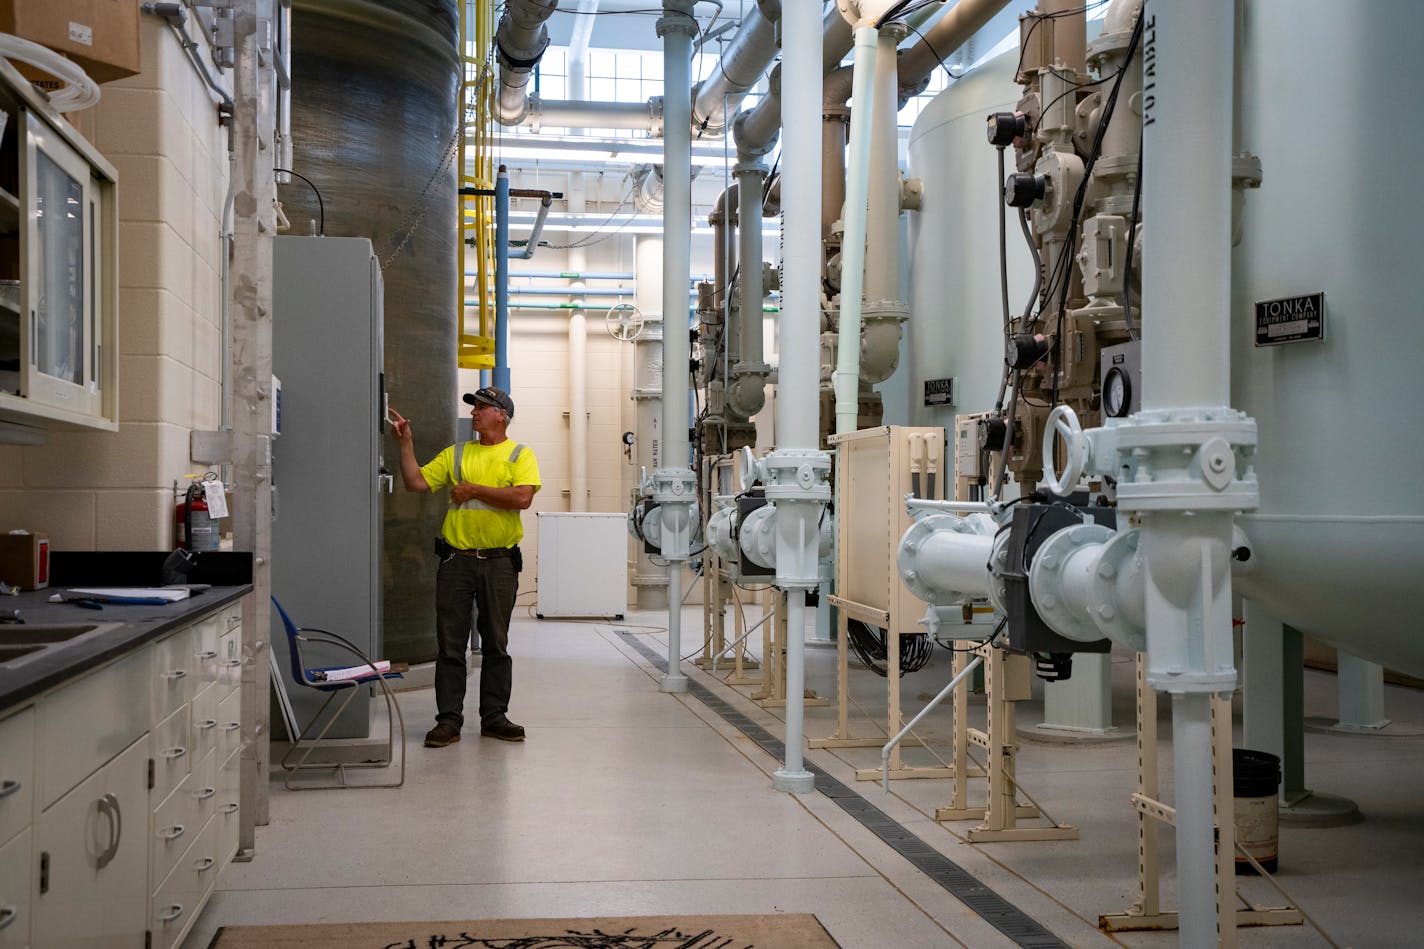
top-left (285, 0), bottom-right (461, 662)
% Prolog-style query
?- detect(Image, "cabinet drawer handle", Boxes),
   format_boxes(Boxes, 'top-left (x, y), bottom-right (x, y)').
top-left (96, 793), bottom-right (122, 869)
top-left (161, 746), bottom-right (187, 761)
top-left (0, 778), bottom-right (20, 799)
top-left (159, 824), bottom-right (185, 842)
top-left (198, 719), bottom-right (218, 731)
top-left (194, 856), bottom-right (216, 873)
top-left (0, 906), bottom-right (15, 930)
top-left (223, 659), bottom-right (243, 669)
top-left (198, 650), bottom-right (218, 660)
top-left (158, 903), bottom-right (183, 923)
top-left (223, 722), bottom-right (241, 732)
top-left (164, 669), bottom-right (188, 681)
top-left (221, 802), bottom-right (239, 814)
top-left (196, 786), bottom-right (216, 801)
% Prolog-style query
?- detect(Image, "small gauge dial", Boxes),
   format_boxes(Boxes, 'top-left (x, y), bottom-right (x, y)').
top-left (1103, 366), bottom-right (1132, 418)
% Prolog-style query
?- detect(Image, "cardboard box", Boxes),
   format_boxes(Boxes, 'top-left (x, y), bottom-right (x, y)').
top-left (0, 0), bottom-right (141, 85)
top-left (0, 531), bottom-right (49, 590)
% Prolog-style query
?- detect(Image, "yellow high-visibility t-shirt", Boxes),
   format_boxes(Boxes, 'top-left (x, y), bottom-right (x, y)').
top-left (420, 440), bottom-right (541, 550)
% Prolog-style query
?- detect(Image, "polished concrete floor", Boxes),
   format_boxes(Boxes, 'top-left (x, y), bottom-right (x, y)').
top-left (186, 603), bottom-right (1424, 948)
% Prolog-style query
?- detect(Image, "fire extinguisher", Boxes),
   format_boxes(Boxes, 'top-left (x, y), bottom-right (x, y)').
top-left (176, 481), bottom-right (217, 551)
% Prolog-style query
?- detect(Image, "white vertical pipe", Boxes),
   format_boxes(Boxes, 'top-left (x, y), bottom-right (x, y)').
top-left (767, 0), bottom-right (823, 797)
top-left (779, 1), bottom-right (825, 447)
top-left (863, 26), bottom-right (902, 304)
top-left (659, 0), bottom-right (695, 692)
top-left (1172, 693), bottom-right (1217, 948)
top-left (632, 235), bottom-right (667, 609)
top-left (782, 587), bottom-right (809, 771)
top-left (1142, 0), bottom-right (1231, 409)
top-left (661, 2), bottom-right (692, 469)
top-left (567, 10), bottom-right (592, 513)
top-left (1140, 3), bottom-right (1237, 942)
top-left (832, 27), bottom-right (878, 436)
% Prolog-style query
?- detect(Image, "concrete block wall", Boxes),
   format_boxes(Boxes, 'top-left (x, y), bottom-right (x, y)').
top-left (0, 20), bottom-right (229, 550)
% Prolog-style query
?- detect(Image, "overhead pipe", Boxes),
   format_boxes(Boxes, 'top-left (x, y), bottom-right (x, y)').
top-left (732, 62), bottom-right (781, 157)
top-left (494, 0), bottom-right (558, 125)
top-left (517, 96), bottom-right (664, 133)
top-left (898, 0), bottom-right (1014, 89)
top-left (690, 0), bottom-right (781, 137)
top-left (823, 4), bottom-right (854, 74)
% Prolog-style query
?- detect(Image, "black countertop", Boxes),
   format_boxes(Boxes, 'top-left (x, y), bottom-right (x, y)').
top-left (0, 585), bottom-right (252, 711)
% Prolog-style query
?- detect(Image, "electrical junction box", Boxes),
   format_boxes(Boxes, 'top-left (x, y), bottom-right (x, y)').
top-left (0, 0), bottom-right (141, 84)
top-left (535, 512), bottom-right (627, 619)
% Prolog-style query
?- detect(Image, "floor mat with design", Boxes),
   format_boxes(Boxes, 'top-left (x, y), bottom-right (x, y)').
top-left (206, 913), bottom-right (842, 948)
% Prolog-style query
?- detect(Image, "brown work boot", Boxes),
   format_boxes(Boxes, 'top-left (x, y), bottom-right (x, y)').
top-left (480, 716), bottom-right (525, 742)
top-left (424, 722), bottom-right (461, 747)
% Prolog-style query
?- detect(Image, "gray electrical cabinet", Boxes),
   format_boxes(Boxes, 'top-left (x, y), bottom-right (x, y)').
top-left (271, 236), bottom-right (386, 738)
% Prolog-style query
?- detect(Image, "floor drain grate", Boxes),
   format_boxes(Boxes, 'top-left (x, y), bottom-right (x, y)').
top-left (619, 633), bottom-right (1067, 948)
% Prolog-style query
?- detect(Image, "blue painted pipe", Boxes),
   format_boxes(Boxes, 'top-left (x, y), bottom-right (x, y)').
top-left (494, 166), bottom-right (511, 392)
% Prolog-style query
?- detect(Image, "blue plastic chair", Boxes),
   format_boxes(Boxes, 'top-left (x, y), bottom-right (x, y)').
top-left (271, 596), bottom-right (405, 789)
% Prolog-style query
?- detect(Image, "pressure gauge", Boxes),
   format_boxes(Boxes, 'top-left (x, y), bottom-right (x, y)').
top-left (1103, 366), bottom-right (1132, 418)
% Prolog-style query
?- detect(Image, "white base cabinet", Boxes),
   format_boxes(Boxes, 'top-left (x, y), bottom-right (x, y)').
top-left (33, 737), bottom-right (150, 948)
top-left (0, 596), bottom-right (246, 949)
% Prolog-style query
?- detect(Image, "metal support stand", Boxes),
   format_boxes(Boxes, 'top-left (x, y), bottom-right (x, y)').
top-left (749, 589), bottom-right (826, 710)
top-left (932, 644), bottom-right (1075, 840)
top-left (1100, 655), bottom-right (1302, 937)
top-left (813, 596), bottom-right (936, 771)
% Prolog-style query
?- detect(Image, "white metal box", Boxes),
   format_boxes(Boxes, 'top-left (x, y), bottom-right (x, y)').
top-left (535, 513), bottom-right (627, 619)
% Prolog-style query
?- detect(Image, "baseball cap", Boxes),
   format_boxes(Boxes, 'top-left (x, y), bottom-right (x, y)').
top-left (463, 386), bottom-right (515, 419)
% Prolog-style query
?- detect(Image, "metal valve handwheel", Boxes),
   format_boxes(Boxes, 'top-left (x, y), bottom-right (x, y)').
top-left (605, 303), bottom-right (645, 341)
top-left (1041, 404), bottom-right (1090, 495)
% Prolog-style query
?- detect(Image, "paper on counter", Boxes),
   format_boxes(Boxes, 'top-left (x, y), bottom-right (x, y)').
top-left (66, 587), bottom-right (191, 603)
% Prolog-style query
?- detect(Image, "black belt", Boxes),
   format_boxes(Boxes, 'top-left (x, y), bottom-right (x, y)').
top-left (452, 546), bottom-right (517, 559)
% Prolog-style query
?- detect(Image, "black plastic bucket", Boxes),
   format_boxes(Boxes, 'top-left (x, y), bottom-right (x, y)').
top-left (1233, 748), bottom-right (1282, 874)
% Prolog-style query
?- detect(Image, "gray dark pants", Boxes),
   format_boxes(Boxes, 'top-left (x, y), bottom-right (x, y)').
top-left (434, 553), bottom-right (518, 729)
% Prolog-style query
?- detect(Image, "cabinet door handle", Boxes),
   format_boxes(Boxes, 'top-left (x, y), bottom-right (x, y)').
top-left (221, 802), bottom-right (239, 814)
top-left (0, 906), bottom-right (16, 930)
top-left (164, 669), bottom-right (188, 682)
top-left (194, 856), bottom-right (216, 873)
top-left (159, 824), bottom-right (185, 842)
top-left (196, 786), bottom-right (216, 801)
top-left (198, 650), bottom-right (218, 660)
top-left (161, 746), bottom-right (187, 761)
top-left (223, 659), bottom-right (243, 669)
top-left (198, 719), bottom-right (218, 731)
top-left (0, 778), bottom-right (20, 799)
top-left (96, 793), bottom-right (122, 869)
top-left (223, 722), bottom-right (241, 732)
top-left (158, 903), bottom-right (183, 923)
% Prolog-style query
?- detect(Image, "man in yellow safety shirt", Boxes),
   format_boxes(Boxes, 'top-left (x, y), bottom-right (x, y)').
top-left (389, 386), bottom-right (541, 747)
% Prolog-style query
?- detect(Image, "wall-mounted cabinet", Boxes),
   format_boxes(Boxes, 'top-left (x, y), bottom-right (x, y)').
top-left (0, 71), bottom-right (119, 434)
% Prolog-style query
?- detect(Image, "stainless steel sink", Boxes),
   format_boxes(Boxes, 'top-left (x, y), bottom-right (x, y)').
top-left (0, 622), bottom-right (121, 644)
